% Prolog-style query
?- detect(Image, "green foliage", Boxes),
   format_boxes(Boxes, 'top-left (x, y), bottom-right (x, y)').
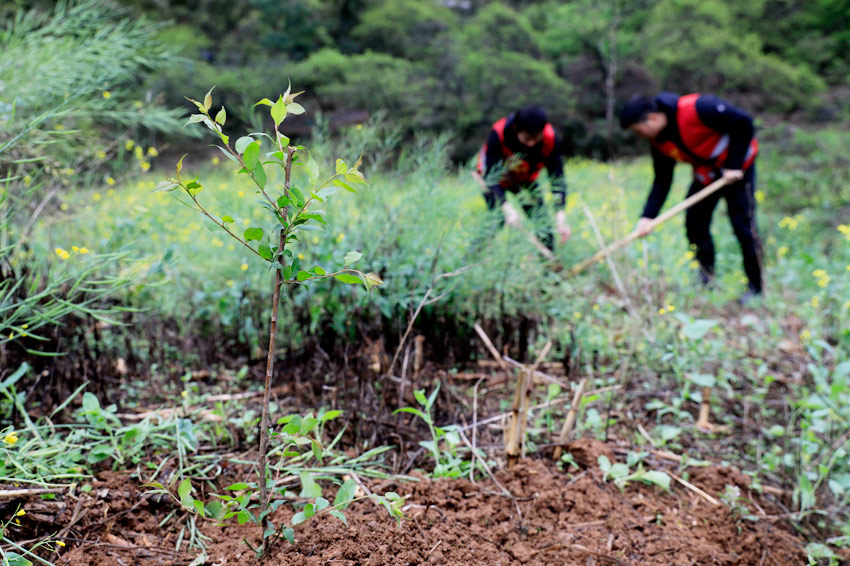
top-left (352, 0), bottom-right (456, 59)
top-left (598, 454), bottom-right (671, 491)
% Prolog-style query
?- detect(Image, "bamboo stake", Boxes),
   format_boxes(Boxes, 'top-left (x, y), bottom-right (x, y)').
top-left (567, 176), bottom-right (731, 276)
top-left (695, 386), bottom-right (713, 430)
top-left (553, 378), bottom-right (588, 461)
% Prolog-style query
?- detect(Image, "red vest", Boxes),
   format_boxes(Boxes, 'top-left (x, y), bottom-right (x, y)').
top-left (651, 94), bottom-right (758, 185)
top-left (476, 117), bottom-right (556, 188)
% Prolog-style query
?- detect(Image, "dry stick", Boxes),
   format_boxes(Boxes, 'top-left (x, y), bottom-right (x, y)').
top-left (502, 355), bottom-right (567, 387)
top-left (0, 488), bottom-right (65, 499)
top-left (471, 171), bottom-right (556, 262)
top-left (553, 378), bottom-right (588, 461)
top-left (258, 146), bottom-right (294, 557)
top-left (567, 176), bottom-right (732, 276)
top-left (581, 202), bottom-right (654, 344)
top-left (668, 472), bottom-right (720, 506)
top-left (473, 323), bottom-right (509, 373)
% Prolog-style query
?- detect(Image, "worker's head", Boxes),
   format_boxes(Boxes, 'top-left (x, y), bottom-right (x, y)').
top-left (620, 96), bottom-right (667, 140)
top-left (513, 106), bottom-right (548, 147)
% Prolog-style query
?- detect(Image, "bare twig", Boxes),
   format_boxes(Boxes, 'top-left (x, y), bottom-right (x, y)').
top-left (553, 378), bottom-right (588, 461)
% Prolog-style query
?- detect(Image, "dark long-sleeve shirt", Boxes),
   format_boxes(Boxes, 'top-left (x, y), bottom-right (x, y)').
top-left (483, 116), bottom-right (567, 208)
top-left (642, 93), bottom-right (755, 219)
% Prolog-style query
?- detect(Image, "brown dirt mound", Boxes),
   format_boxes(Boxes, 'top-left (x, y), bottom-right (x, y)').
top-left (45, 452), bottom-right (807, 566)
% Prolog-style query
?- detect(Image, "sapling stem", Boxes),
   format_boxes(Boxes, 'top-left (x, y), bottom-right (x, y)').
top-left (258, 145), bottom-right (294, 556)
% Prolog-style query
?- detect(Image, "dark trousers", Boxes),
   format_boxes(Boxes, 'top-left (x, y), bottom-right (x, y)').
top-left (484, 187), bottom-right (554, 250)
top-left (685, 166), bottom-right (763, 293)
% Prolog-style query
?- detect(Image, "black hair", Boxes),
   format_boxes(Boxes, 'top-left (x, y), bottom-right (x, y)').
top-left (513, 106), bottom-right (548, 135)
top-left (619, 95), bottom-right (657, 129)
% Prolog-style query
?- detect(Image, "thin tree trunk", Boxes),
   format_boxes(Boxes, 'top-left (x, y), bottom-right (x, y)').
top-left (259, 146), bottom-right (294, 556)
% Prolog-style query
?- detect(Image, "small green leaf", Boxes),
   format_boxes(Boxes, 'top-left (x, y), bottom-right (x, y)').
top-left (413, 389), bottom-right (427, 406)
top-left (153, 180), bottom-right (178, 193)
top-left (176, 154), bottom-right (186, 175)
top-left (185, 114), bottom-right (206, 127)
top-left (235, 136), bottom-right (254, 154)
top-left (287, 102), bottom-right (305, 115)
top-left (221, 215), bottom-right (234, 224)
top-left (365, 272), bottom-right (383, 286)
top-left (642, 470), bottom-right (671, 491)
top-left (334, 273), bottom-right (362, 285)
top-left (215, 107), bottom-right (226, 125)
top-left (258, 241), bottom-right (273, 260)
top-left (255, 98), bottom-right (274, 107)
top-left (343, 251), bottom-right (362, 265)
top-left (299, 473), bottom-right (322, 499)
top-left (271, 96), bottom-right (287, 126)
top-left (296, 270), bottom-right (311, 281)
top-left (253, 161), bottom-right (267, 189)
top-left (315, 497), bottom-right (329, 512)
top-left (291, 511), bottom-right (307, 526)
top-left (335, 159), bottom-right (347, 175)
top-left (334, 479), bottom-right (356, 507)
top-left (225, 482), bottom-right (252, 490)
top-left (329, 509), bottom-right (347, 526)
top-left (313, 266), bottom-right (326, 276)
top-left (243, 142), bottom-right (260, 170)
top-left (244, 227), bottom-right (264, 241)
top-left (178, 478), bottom-right (191, 500)
top-left (193, 499), bottom-right (205, 516)
top-left (203, 87), bottom-right (214, 111)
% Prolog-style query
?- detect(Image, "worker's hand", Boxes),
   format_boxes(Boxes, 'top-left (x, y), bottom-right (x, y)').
top-left (635, 217), bottom-right (654, 237)
top-left (721, 169), bottom-right (744, 183)
top-left (502, 202), bottom-right (521, 227)
top-left (555, 210), bottom-right (571, 243)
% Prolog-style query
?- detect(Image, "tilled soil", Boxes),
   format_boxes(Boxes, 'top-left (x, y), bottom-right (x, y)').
top-left (44, 440), bottom-right (810, 566)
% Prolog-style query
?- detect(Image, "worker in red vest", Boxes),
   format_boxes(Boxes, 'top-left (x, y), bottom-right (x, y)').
top-left (476, 106), bottom-right (571, 250)
top-left (620, 92), bottom-right (763, 304)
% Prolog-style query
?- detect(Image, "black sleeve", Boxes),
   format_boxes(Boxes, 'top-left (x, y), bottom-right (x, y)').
top-left (544, 137), bottom-right (566, 208)
top-left (642, 146), bottom-right (676, 219)
top-left (483, 130), bottom-right (506, 204)
top-left (695, 95), bottom-right (754, 170)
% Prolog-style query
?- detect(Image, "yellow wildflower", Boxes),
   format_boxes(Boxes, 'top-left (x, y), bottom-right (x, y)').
top-left (688, 261), bottom-right (700, 270)
top-left (133, 101), bottom-right (143, 109)
top-left (812, 269), bottom-right (827, 278)
top-left (573, 311), bottom-right (582, 320)
top-left (2, 432), bottom-right (18, 446)
top-left (22, 325), bottom-right (28, 329)
top-left (181, 390), bottom-right (188, 398)
top-left (241, 263), bottom-right (249, 271)
top-left (16, 510), bottom-right (25, 517)
top-left (212, 156), bottom-right (220, 165)
top-left (811, 296), bottom-right (820, 308)
top-left (23, 175), bottom-right (32, 186)
top-left (60, 203), bottom-right (69, 211)
top-left (593, 304), bottom-right (600, 311)
top-left (666, 305), bottom-right (675, 312)
top-left (95, 150), bottom-right (107, 159)
top-left (227, 280), bottom-right (235, 288)
top-left (356, 124), bottom-right (364, 130)
top-left (55, 248), bottom-right (70, 260)
top-left (818, 276), bottom-right (830, 288)
top-left (297, 253), bottom-right (304, 260)
top-left (134, 146), bottom-right (144, 160)
top-left (658, 308), bottom-right (666, 315)
top-left (56, 541), bottom-right (66, 548)
top-left (72, 246), bottom-right (79, 252)
top-left (79, 247), bottom-right (89, 254)
top-left (237, 191), bottom-right (245, 198)
top-left (754, 190), bottom-right (765, 203)
top-left (92, 192), bottom-right (101, 201)
top-left (336, 233), bottom-right (345, 242)
top-left (102, 90), bottom-right (112, 99)
top-left (147, 147), bottom-right (158, 157)
top-left (125, 140), bottom-right (135, 151)
top-left (837, 224), bottom-right (850, 236)
top-left (106, 177), bottom-right (116, 186)
top-left (799, 329), bottom-right (811, 341)
top-left (140, 161), bottom-right (151, 172)
top-left (777, 246), bottom-right (788, 257)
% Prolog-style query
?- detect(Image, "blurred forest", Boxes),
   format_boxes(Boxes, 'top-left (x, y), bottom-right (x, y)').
top-left (5, 0), bottom-right (849, 159)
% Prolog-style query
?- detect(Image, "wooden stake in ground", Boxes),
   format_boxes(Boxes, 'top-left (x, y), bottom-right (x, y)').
top-left (695, 386), bottom-right (713, 430)
top-left (553, 377), bottom-right (588, 461)
top-left (474, 323), bottom-right (509, 373)
top-left (566, 176), bottom-right (732, 276)
top-left (504, 340), bottom-right (552, 467)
